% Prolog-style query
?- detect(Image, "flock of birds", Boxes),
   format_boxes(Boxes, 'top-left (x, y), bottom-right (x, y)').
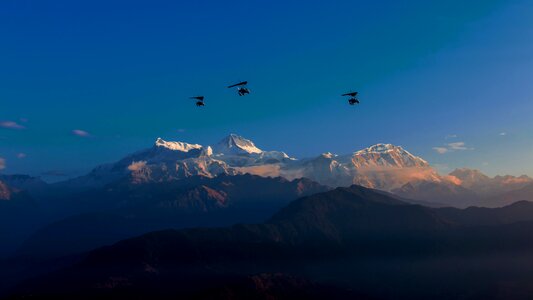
top-left (190, 81), bottom-right (360, 107)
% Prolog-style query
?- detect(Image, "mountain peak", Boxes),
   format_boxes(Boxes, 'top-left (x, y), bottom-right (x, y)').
top-left (154, 137), bottom-right (203, 152)
top-left (356, 143), bottom-right (404, 154)
top-left (214, 134), bottom-right (262, 155)
top-left (351, 143), bottom-right (429, 168)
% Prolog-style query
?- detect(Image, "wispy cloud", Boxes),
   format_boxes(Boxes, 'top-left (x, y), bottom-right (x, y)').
top-left (499, 132), bottom-right (507, 136)
top-left (433, 147), bottom-right (449, 154)
top-left (447, 142), bottom-right (470, 151)
top-left (177, 129), bottom-right (186, 133)
top-left (0, 121), bottom-right (25, 130)
top-left (0, 158), bottom-right (5, 170)
top-left (72, 129), bottom-right (91, 137)
top-left (445, 134), bottom-right (458, 139)
top-left (17, 153), bottom-right (26, 159)
top-left (433, 142), bottom-right (473, 154)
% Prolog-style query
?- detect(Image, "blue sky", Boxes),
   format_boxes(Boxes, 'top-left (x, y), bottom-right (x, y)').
top-left (1, 0), bottom-right (532, 179)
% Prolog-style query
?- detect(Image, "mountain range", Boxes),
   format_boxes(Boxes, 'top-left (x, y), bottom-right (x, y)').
top-left (15, 174), bottom-right (328, 260)
top-left (2, 134), bottom-right (533, 298)
top-left (1, 134), bottom-right (532, 258)
top-left (41, 134), bottom-right (532, 208)
top-left (10, 185), bottom-right (533, 299)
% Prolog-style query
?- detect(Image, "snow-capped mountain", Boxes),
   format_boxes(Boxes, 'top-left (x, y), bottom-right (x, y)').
top-left (345, 143), bottom-right (429, 168)
top-left (213, 134), bottom-right (262, 155)
top-left (276, 143), bottom-right (444, 190)
top-left (52, 134), bottom-right (533, 208)
top-left (58, 135), bottom-right (445, 191)
top-left (59, 137), bottom-right (234, 188)
top-left (212, 134), bottom-right (292, 167)
top-left (154, 137), bottom-right (203, 152)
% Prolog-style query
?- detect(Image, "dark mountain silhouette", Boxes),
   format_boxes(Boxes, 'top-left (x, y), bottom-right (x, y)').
top-left (0, 175), bottom-right (48, 199)
top-left (0, 179), bottom-right (44, 258)
top-left (11, 185), bottom-right (533, 299)
top-left (15, 174), bottom-right (328, 260)
top-left (434, 200), bottom-right (533, 226)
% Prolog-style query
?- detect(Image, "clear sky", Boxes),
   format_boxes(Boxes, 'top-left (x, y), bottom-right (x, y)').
top-left (1, 0), bottom-right (532, 180)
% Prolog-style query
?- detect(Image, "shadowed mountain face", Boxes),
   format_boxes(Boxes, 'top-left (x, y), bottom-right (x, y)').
top-left (14, 174), bottom-right (328, 260)
top-left (0, 175), bottom-right (48, 198)
top-left (0, 179), bottom-right (44, 257)
top-left (12, 185), bottom-right (533, 299)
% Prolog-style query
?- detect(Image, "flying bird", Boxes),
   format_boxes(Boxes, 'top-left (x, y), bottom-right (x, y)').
top-left (227, 81), bottom-right (250, 96)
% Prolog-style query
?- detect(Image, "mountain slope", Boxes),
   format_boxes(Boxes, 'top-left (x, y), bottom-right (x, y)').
top-left (213, 133), bottom-right (263, 155)
top-left (11, 184), bottom-right (533, 299)
top-left (392, 180), bottom-right (482, 208)
top-left (15, 174), bottom-right (328, 259)
top-left (0, 180), bottom-right (43, 257)
top-left (482, 183), bottom-right (533, 207)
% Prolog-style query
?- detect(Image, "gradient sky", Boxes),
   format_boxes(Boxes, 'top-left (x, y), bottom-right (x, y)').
top-left (1, 0), bottom-right (533, 180)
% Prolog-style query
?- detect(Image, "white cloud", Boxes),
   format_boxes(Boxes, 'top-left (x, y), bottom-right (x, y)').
top-left (72, 129), bottom-right (91, 137)
top-left (433, 141), bottom-right (473, 154)
top-left (445, 134), bottom-right (458, 139)
top-left (0, 158), bottom-right (5, 170)
top-left (499, 132), bottom-right (507, 136)
top-left (127, 161), bottom-right (147, 171)
top-left (0, 121), bottom-right (25, 130)
top-left (447, 142), bottom-right (469, 151)
top-left (433, 147), bottom-right (449, 154)
top-left (17, 153), bottom-right (26, 159)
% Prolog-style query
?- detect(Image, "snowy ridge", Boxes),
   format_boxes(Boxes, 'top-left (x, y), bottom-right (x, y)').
top-left (348, 143), bottom-right (429, 168)
top-left (61, 134), bottom-right (439, 191)
top-left (39, 134), bottom-right (533, 208)
top-left (213, 134), bottom-right (262, 155)
top-left (155, 137), bottom-right (203, 152)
